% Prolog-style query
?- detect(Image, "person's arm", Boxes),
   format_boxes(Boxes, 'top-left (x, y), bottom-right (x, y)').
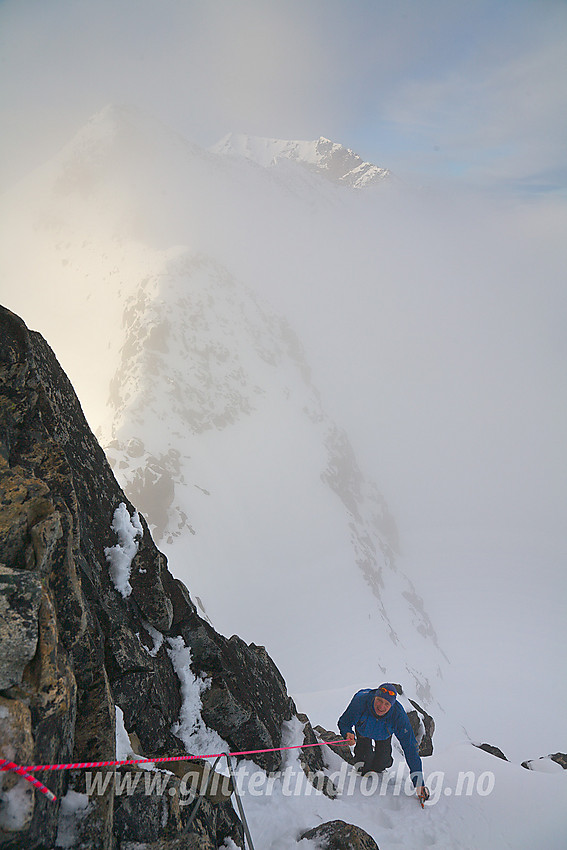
top-left (393, 712), bottom-right (424, 788)
top-left (338, 693), bottom-right (362, 741)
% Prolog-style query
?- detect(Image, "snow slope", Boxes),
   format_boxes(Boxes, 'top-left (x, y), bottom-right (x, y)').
top-left (233, 735), bottom-right (567, 849)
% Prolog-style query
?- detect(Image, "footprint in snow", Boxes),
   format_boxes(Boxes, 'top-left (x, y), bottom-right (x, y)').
top-left (376, 809), bottom-right (394, 829)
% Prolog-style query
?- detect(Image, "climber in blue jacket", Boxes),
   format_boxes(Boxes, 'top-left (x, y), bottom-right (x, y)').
top-left (338, 683), bottom-right (430, 801)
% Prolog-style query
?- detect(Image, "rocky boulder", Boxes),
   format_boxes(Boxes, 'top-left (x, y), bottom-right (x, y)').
top-left (299, 819), bottom-right (379, 849)
top-left (405, 698), bottom-right (434, 756)
top-left (313, 725), bottom-right (356, 764)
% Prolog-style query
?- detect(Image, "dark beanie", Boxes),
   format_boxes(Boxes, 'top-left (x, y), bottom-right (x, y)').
top-left (376, 684), bottom-right (398, 706)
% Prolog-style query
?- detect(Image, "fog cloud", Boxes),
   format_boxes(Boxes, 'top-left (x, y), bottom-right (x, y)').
top-left (1, 0), bottom-right (566, 192)
top-left (1, 0), bottom-right (566, 756)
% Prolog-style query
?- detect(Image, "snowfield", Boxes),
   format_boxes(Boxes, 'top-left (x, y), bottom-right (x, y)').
top-left (232, 735), bottom-right (567, 849)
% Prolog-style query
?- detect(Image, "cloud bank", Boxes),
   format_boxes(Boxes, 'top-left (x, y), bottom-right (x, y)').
top-left (1, 0), bottom-right (565, 193)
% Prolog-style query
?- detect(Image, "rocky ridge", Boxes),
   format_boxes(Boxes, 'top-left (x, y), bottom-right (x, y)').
top-left (0, 305), bottom-right (351, 848)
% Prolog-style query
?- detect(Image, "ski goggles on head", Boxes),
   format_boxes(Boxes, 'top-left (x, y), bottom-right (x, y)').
top-left (378, 687), bottom-right (396, 697)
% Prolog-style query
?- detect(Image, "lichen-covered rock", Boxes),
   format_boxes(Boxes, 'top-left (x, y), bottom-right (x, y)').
top-left (120, 840), bottom-right (215, 850)
top-left (0, 696), bottom-right (36, 834)
top-left (129, 546), bottom-right (173, 632)
top-left (299, 819), bottom-right (380, 849)
top-left (0, 305), bottom-right (246, 848)
top-left (0, 463), bottom-right (55, 570)
top-left (0, 565), bottom-right (42, 690)
top-left (112, 766), bottom-right (242, 849)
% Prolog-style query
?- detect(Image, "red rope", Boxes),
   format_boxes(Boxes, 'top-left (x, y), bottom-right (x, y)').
top-left (0, 738), bottom-right (349, 803)
top-left (0, 759), bottom-right (56, 802)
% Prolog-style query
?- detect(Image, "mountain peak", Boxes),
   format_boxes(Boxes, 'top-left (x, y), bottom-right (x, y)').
top-left (212, 133), bottom-right (390, 188)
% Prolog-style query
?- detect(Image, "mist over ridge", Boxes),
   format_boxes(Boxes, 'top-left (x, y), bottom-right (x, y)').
top-left (0, 103), bottom-right (565, 762)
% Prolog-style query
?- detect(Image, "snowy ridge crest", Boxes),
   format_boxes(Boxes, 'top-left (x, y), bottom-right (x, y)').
top-left (213, 133), bottom-right (390, 188)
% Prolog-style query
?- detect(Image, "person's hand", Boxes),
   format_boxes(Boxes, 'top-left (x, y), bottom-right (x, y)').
top-left (345, 733), bottom-right (355, 747)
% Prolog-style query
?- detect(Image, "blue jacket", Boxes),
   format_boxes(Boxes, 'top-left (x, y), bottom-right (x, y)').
top-left (338, 688), bottom-right (423, 786)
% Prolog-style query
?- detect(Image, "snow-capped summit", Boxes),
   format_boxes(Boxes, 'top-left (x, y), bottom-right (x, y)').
top-left (212, 133), bottom-right (390, 188)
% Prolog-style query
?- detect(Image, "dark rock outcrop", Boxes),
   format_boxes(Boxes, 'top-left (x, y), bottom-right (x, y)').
top-left (299, 819), bottom-right (379, 849)
top-left (475, 743), bottom-right (508, 761)
top-left (0, 565), bottom-right (42, 690)
top-left (405, 696), bottom-right (435, 757)
top-left (294, 714), bottom-right (338, 798)
top-left (177, 621), bottom-right (294, 773)
top-left (549, 752), bottom-right (567, 769)
top-left (522, 753), bottom-right (567, 771)
top-left (313, 725), bottom-right (356, 764)
top-left (0, 305), bottom-right (313, 848)
top-left (387, 684), bottom-right (434, 757)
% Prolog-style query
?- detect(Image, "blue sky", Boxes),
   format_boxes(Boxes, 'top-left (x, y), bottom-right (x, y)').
top-left (1, 0), bottom-right (566, 193)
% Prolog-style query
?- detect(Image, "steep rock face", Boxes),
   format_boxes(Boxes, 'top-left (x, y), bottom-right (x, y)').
top-left (0, 305), bottom-right (312, 848)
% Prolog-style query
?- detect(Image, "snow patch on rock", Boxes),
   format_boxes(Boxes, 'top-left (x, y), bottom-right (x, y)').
top-left (104, 502), bottom-right (143, 597)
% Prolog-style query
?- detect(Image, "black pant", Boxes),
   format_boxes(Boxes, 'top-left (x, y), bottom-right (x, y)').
top-left (354, 733), bottom-right (393, 775)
